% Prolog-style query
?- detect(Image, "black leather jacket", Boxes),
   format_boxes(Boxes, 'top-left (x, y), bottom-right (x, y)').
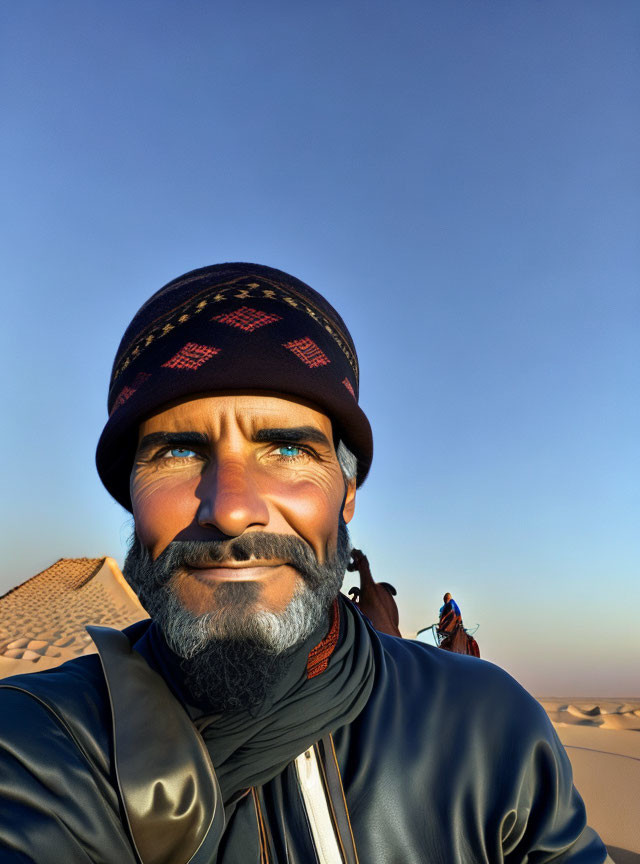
top-left (0, 618), bottom-right (607, 863)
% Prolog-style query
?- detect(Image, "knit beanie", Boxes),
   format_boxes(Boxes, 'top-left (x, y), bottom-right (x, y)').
top-left (96, 263), bottom-right (373, 510)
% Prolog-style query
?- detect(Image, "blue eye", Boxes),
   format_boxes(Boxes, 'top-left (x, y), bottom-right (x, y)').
top-left (164, 447), bottom-right (196, 459)
top-left (278, 445), bottom-right (301, 458)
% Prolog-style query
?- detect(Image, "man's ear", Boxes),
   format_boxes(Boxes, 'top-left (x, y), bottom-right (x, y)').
top-left (342, 477), bottom-right (357, 523)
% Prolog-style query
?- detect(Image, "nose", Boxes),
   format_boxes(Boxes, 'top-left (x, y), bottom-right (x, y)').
top-left (195, 456), bottom-right (270, 537)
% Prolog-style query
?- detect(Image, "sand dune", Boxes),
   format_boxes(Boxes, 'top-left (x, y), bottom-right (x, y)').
top-left (0, 558), bottom-right (147, 678)
top-left (540, 698), bottom-right (640, 733)
top-left (539, 698), bottom-right (640, 860)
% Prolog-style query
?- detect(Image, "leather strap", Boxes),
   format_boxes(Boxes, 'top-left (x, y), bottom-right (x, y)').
top-left (88, 625), bottom-right (224, 864)
top-left (316, 735), bottom-right (359, 864)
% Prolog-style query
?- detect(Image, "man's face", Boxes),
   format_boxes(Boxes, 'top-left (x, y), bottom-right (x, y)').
top-left (129, 392), bottom-right (356, 640)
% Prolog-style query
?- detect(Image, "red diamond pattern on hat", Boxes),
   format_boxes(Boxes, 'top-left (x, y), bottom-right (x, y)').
top-left (212, 306), bottom-right (282, 332)
top-left (111, 372), bottom-right (151, 414)
top-left (162, 342), bottom-right (220, 371)
top-left (283, 337), bottom-right (330, 368)
top-left (342, 377), bottom-right (356, 399)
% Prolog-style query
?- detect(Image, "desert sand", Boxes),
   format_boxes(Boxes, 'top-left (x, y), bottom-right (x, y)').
top-left (0, 557), bottom-right (147, 677)
top-left (539, 698), bottom-right (640, 863)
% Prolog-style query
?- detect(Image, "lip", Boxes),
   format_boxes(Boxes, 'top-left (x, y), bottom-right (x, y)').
top-left (185, 561), bottom-right (290, 583)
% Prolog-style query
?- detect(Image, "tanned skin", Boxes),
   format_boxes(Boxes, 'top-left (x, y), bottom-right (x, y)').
top-left (130, 392), bottom-right (356, 620)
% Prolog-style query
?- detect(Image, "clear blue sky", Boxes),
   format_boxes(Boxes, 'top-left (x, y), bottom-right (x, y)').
top-left (1, 1), bottom-right (638, 695)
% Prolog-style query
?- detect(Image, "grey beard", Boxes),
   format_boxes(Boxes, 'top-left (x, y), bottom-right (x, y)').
top-left (122, 524), bottom-right (351, 712)
top-left (123, 524), bottom-right (351, 659)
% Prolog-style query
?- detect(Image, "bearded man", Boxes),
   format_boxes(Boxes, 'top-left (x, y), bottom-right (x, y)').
top-left (0, 264), bottom-right (608, 863)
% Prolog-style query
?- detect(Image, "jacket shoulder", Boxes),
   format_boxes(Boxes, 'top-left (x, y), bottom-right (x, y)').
top-left (339, 628), bottom-right (607, 863)
top-left (376, 631), bottom-right (548, 726)
top-left (0, 618), bottom-right (151, 748)
top-left (0, 657), bottom-right (139, 862)
top-left (0, 654), bottom-right (112, 767)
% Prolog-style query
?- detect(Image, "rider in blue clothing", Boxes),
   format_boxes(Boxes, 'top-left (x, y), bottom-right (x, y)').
top-left (439, 592), bottom-right (462, 628)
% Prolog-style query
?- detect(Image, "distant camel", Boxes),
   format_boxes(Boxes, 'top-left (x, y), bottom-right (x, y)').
top-left (437, 593), bottom-right (480, 657)
top-left (347, 549), bottom-right (402, 638)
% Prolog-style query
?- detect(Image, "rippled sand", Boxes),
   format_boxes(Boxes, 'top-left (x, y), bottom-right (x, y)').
top-left (539, 697), bottom-right (640, 860)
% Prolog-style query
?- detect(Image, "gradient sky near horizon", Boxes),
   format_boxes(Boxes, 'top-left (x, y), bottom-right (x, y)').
top-left (1, 1), bottom-right (638, 696)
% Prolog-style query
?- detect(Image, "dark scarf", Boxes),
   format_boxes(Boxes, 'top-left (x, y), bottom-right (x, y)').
top-left (136, 594), bottom-right (375, 803)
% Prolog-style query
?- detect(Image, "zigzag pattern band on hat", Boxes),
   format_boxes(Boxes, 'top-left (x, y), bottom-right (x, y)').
top-left (111, 271), bottom-right (359, 388)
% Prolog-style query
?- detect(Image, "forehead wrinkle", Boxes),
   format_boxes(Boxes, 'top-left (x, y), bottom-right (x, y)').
top-left (142, 394), bottom-right (335, 448)
top-left (226, 401), bottom-right (332, 442)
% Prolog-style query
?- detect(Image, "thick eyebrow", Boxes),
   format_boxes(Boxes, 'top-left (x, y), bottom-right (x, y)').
top-left (253, 426), bottom-right (332, 448)
top-left (136, 431), bottom-right (209, 455)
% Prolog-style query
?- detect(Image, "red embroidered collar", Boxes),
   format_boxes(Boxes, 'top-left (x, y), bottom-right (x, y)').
top-left (306, 599), bottom-right (340, 679)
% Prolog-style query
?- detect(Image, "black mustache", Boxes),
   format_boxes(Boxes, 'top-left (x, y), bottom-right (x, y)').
top-left (157, 534), bottom-right (319, 573)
